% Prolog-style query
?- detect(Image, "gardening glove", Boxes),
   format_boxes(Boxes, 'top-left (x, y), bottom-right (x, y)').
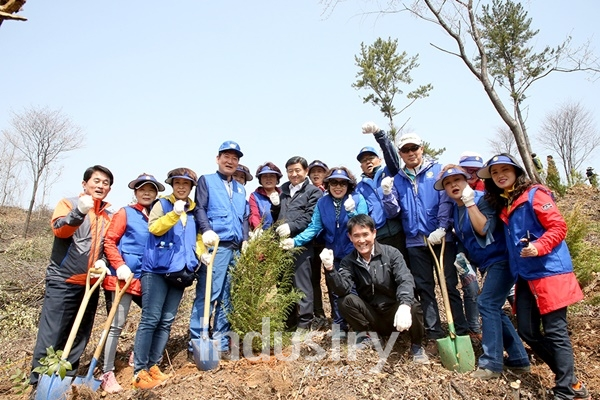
top-left (427, 228), bottom-right (446, 245)
top-left (91, 259), bottom-right (111, 278)
top-left (200, 252), bottom-right (211, 266)
top-left (280, 238), bottom-right (295, 250)
top-left (381, 176), bottom-right (394, 195)
top-left (276, 223), bottom-right (291, 238)
top-left (361, 121), bottom-right (380, 134)
top-left (202, 230), bottom-right (219, 246)
top-left (320, 248), bottom-right (334, 271)
top-left (242, 241), bottom-right (249, 253)
top-left (344, 196), bottom-right (356, 213)
top-left (77, 195), bottom-right (94, 215)
top-left (116, 264), bottom-right (132, 281)
top-left (173, 200), bottom-right (186, 215)
top-left (249, 228), bottom-right (263, 242)
top-left (461, 185), bottom-right (476, 207)
top-left (394, 304), bottom-right (412, 331)
top-left (269, 192), bottom-right (280, 206)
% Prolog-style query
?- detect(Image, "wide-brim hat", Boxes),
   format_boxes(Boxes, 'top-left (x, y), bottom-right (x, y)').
top-left (165, 173), bottom-right (197, 186)
top-left (356, 146), bottom-right (378, 161)
top-left (256, 165), bottom-right (283, 178)
top-left (477, 154), bottom-right (524, 179)
top-left (128, 173), bottom-right (165, 192)
top-left (236, 165), bottom-right (253, 182)
top-left (218, 140), bottom-right (243, 158)
top-left (434, 168), bottom-right (471, 191)
top-left (324, 168), bottom-right (351, 182)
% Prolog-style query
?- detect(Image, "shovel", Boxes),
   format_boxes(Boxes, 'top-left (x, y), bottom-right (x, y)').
top-left (426, 237), bottom-right (475, 373)
top-left (73, 273), bottom-right (133, 390)
top-left (191, 238), bottom-right (221, 371)
top-left (36, 267), bottom-right (107, 400)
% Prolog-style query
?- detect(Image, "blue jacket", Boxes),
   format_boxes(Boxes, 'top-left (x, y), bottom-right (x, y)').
top-left (143, 198), bottom-right (198, 274)
top-left (117, 205), bottom-right (148, 278)
top-left (250, 190), bottom-right (275, 229)
top-left (452, 191), bottom-right (507, 271)
top-left (294, 193), bottom-right (368, 259)
top-left (195, 172), bottom-right (248, 248)
top-left (383, 159), bottom-right (453, 247)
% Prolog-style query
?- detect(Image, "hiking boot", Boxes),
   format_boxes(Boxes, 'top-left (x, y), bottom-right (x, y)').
top-left (132, 370), bottom-right (161, 390)
top-left (129, 351), bottom-right (135, 367)
top-left (101, 371), bottom-right (123, 393)
top-left (471, 368), bottom-right (501, 380)
top-left (503, 364), bottom-right (531, 374)
top-left (573, 382), bottom-right (590, 399)
top-left (410, 344), bottom-right (431, 365)
top-left (149, 365), bottom-right (171, 382)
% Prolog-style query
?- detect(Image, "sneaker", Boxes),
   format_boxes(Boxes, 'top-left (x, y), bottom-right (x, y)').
top-left (132, 370), bottom-right (161, 390)
top-left (573, 382), bottom-right (590, 399)
top-left (129, 351), bottom-right (134, 367)
top-left (355, 335), bottom-right (379, 351)
top-left (471, 368), bottom-right (502, 380)
top-left (101, 371), bottom-right (123, 393)
top-left (410, 344), bottom-right (431, 365)
top-left (503, 364), bottom-right (531, 374)
top-left (148, 365), bottom-right (171, 382)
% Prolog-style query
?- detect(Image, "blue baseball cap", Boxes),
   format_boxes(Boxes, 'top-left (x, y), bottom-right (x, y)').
top-left (458, 153), bottom-right (484, 169)
top-left (477, 154), bottom-right (524, 179)
top-left (434, 168), bottom-right (471, 191)
top-left (356, 146), bottom-right (379, 161)
top-left (218, 140), bottom-right (243, 158)
top-left (128, 173), bottom-right (165, 192)
top-left (324, 168), bottom-right (351, 182)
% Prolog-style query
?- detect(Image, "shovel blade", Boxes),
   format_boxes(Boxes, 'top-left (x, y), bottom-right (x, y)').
top-left (437, 334), bottom-right (476, 373)
top-left (72, 357), bottom-right (101, 391)
top-left (36, 374), bottom-right (73, 400)
top-left (191, 337), bottom-right (220, 371)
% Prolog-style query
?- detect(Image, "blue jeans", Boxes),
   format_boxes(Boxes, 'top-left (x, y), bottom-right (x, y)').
top-left (461, 275), bottom-right (481, 333)
top-left (477, 262), bottom-right (529, 372)
top-left (325, 259), bottom-right (347, 331)
top-left (516, 277), bottom-right (575, 399)
top-left (189, 246), bottom-right (237, 352)
top-left (133, 272), bottom-right (184, 373)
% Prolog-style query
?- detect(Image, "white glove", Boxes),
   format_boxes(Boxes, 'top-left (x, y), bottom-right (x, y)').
top-left (91, 259), bottom-right (111, 278)
top-left (344, 197), bottom-right (356, 213)
top-left (361, 121), bottom-right (380, 134)
top-left (280, 238), bottom-right (294, 250)
top-left (249, 228), bottom-right (263, 242)
top-left (461, 185), bottom-right (476, 207)
top-left (276, 223), bottom-right (290, 238)
top-left (394, 304), bottom-right (412, 331)
top-left (200, 252), bottom-right (211, 265)
top-left (77, 195), bottom-right (94, 215)
top-left (269, 192), bottom-right (280, 206)
top-left (241, 241), bottom-right (249, 253)
top-left (202, 230), bottom-right (219, 246)
top-left (320, 248), bottom-right (334, 270)
top-left (116, 264), bottom-right (132, 281)
top-left (381, 176), bottom-right (394, 195)
top-left (427, 228), bottom-right (446, 245)
top-left (173, 200), bottom-right (186, 215)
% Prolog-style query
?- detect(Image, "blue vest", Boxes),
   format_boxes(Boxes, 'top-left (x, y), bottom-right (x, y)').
top-left (452, 191), bottom-right (507, 271)
top-left (116, 206), bottom-right (149, 278)
top-left (250, 191), bottom-right (274, 229)
top-left (505, 186), bottom-right (573, 281)
top-left (142, 198), bottom-right (198, 274)
top-left (205, 173), bottom-right (246, 244)
top-left (317, 193), bottom-right (361, 259)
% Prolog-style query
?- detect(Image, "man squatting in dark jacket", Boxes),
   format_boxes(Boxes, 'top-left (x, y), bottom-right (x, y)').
top-left (323, 214), bottom-right (430, 364)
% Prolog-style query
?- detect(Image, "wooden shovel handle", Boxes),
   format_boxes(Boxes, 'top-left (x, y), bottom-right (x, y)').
top-left (62, 267), bottom-right (107, 359)
top-left (426, 237), bottom-right (455, 329)
top-left (203, 238), bottom-right (220, 328)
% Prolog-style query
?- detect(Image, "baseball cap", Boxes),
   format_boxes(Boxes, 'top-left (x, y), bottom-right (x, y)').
top-left (398, 133), bottom-right (423, 149)
top-left (356, 146), bottom-right (379, 161)
top-left (218, 140), bottom-right (243, 158)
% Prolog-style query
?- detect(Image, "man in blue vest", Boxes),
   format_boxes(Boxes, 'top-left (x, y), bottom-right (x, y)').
top-left (189, 140), bottom-right (249, 360)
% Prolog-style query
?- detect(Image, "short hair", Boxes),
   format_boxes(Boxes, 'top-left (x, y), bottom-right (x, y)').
top-left (323, 166), bottom-right (358, 193)
top-left (347, 214), bottom-right (376, 234)
top-left (83, 165), bottom-right (114, 186)
top-left (285, 156), bottom-right (308, 169)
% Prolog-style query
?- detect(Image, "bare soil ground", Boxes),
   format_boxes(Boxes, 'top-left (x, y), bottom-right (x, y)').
top-left (0, 187), bottom-right (599, 400)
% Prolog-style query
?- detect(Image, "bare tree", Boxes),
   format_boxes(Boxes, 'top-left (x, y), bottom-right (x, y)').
top-left (539, 101), bottom-right (600, 186)
top-left (0, 0), bottom-right (27, 27)
top-left (3, 106), bottom-right (85, 236)
top-left (488, 126), bottom-right (517, 155)
top-left (0, 135), bottom-right (24, 206)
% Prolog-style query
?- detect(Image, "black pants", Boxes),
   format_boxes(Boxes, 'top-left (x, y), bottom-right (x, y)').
top-left (287, 247), bottom-right (314, 329)
top-left (311, 242), bottom-right (325, 318)
top-left (30, 279), bottom-right (99, 385)
top-left (378, 229), bottom-right (410, 270)
top-left (337, 294), bottom-right (425, 345)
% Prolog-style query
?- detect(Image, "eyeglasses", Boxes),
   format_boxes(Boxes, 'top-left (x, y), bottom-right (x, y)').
top-left (328, 180), bottom-right (348, 188)
top-left (400, 145), bottom-right (421, 154)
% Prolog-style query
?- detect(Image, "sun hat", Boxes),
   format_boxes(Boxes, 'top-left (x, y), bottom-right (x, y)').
top-left (434, 168), bottom-right (471, 191)
top-left (458, 151), bottom-right (484, 169)
top-left (256, 163), bottom-right (283, 179)
top-left (308, 160), bottom-right (329, 173)
top-left (477, 154), bottom-right (524, 179)
top-left (235, 164), bottom-right (253, 182)
top-left (324, 168), bottom-right (351, 182)
top-left (128, 173), bottom-right (165, 192)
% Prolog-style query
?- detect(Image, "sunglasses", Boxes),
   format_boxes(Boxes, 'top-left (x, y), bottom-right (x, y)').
top-left (328, 180), bottom-right (348, 188)
top-left (400, 145), bottom-right (421, 154)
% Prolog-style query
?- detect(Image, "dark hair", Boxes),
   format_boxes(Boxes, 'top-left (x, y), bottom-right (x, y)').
top-left (347, 214), bottom-right (376, 234)
top-left (255, 161), bottom-right (282, 185)
top-left (285, 156), bottom-right (308, 169)
top-left (323, 166), bottom-right (358, 193)
top-left (531, 153), bottom-right (537, 158)
top-left (484, 165), bottom-right (532, 212)
top-left (83, 165), bottom-right (114, 186)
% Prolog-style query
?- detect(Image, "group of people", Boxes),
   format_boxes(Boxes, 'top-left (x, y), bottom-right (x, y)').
top-left (29, 123), bottom-right (589, 399)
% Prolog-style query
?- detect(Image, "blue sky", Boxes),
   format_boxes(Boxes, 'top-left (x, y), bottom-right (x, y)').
top-left (1, 1), bottom-right (598, 210)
